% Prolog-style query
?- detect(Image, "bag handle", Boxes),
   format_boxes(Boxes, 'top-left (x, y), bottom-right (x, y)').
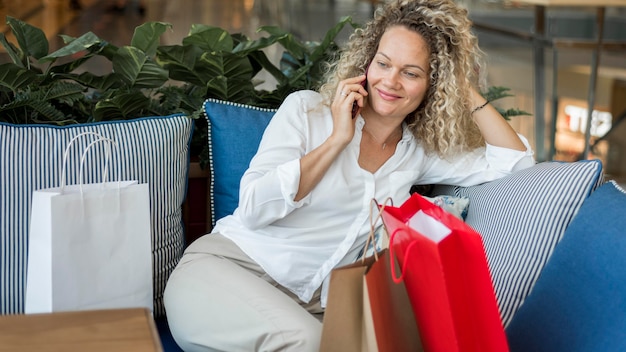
top-left (388, 227), bottom-right (419, 284)
top-left (362, 197), bottom-right (393, 263)
top-left (60, 132), bottom-right (118, 193)
top-left (78, 137), bottom-right (118, 194)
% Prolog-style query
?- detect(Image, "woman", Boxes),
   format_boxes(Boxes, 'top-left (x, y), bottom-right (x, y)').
top-left (164, 0), bottom-right (535, 351)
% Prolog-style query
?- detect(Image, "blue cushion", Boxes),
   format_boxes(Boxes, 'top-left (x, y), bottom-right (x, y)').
top-left (433, 160), bottom-right (604, 327)
top-left (203, 99), bottom-right (276, 224)
top-left (506, 180), bottom-right (626, 351)
top-left (0, 115), bottom-right (193, 317)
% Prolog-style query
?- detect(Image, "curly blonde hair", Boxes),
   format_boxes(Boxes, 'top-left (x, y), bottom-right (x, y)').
top-left (319, 0), bottom-right (487, 157)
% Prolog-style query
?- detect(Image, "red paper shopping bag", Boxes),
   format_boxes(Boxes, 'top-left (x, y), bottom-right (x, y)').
top-left (381, 193), bottom-right (508, 352)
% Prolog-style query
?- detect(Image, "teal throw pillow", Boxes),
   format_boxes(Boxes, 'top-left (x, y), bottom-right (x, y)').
top-left (203, 99), bottom-right (276, 225)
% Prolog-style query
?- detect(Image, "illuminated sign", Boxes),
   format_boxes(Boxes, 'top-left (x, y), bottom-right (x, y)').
top-left (564, 105), bottom-right (612, 138)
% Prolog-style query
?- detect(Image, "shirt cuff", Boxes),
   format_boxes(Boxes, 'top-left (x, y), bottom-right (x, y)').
top-left (485, 133), bottom-right (536, 172)
top-left (277, 158), bottom-right (310, 208)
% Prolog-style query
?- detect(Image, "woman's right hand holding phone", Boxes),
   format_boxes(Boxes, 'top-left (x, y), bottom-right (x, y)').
top-left (330, 74), bottom-right (368, 146)
top-left (295, 75), bottom-right (368, 201)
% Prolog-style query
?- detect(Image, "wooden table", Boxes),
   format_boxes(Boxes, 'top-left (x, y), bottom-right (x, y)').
top-left (473, 0), bottom-right (626, 161)
top-left (0, 308), bottom-right (163, 352)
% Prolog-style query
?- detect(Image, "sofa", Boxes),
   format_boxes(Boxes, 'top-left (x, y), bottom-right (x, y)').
top-left (1, 98), bottom-right (624, 351)
top-left (203, 98), bottom-right (626, 351)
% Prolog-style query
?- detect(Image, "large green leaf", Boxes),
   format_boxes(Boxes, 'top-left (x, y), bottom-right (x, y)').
top-left (157, 44), bottom-right (200, 69)
top-left (131, 22), bottom-right (172, 57)
top-left (35, 80), bottom-right (84, 100)
top-left (309, 16), bottom-right (355, 60)
top-left (112, 46), bottom-right (145, 86)
top-left (197, 51), bottom-right (255, 101)
top-left (166, 64), bottom-right (212, 88)
top-left (284, 63), bottom-right (313, 88)
top-left (152, 84), bottom-right (204, 117)
top-left (39, 32), bottom-right (103, 62)
top-left (48, 50), bottom-right (102, 76)
top-left (205, 75), bottom-right (253, 102)
top-left (156, 44), bottom-right (207, 86)
top-left (0, 63), bottom-right (39, 90)
top-left (1, 93), bottom-right (68, 123)
top-left (199, 51), bottom-right (253, 81)
top-left (231, 33), bottom-right (287, 85)
top-left (93, 91), bottom-right (151, 120)
top-left (7, 16), bottom-right (49, 60)
top-left (0, 68), bottom-right (92, 123)
top-left (246, 50), bottom-right (287, 86)
top-left (183, 25), bottom-right (233, 52)
top-left (94, 41), bottom-right (121, 61)
top-left (277, 37), bottom-right (341, 92)
top-left (134, 60), bottom-right (169, 88)
top-left (233, 34), bottom-right (286, 56)
top-left (113, 46), bottom-right (168, 88)
top-left (0, 33), bottom-right (25, 67)
top-left (257, 26), bottom-right (306, 61)
top-left (159, 44), bottom-right (255, 96)
top-left (59, 72), bottom-right (124, 91)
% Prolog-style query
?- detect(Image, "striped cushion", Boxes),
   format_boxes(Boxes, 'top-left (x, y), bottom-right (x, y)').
top-left (0, 115), bottom-right (193, 317)
top-left (203, 98), bottom-right (276, 225)
top-left (434, 160), bottom-right (604, 327)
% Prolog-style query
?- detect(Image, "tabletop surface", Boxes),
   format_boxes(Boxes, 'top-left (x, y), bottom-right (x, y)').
top-left (0, 308), bottom-right (162, 352)
top-left (516, 0), bottom-right (626, 6)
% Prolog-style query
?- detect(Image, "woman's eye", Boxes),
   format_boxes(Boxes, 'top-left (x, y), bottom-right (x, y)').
top-left (403, 71), bottom-right (418, 78)
top-left (377, 61), bottom-right (388, 68)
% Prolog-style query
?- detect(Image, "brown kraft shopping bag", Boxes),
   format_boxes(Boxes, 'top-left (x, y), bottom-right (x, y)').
top-left (320, 198), bottom-right (422, 351)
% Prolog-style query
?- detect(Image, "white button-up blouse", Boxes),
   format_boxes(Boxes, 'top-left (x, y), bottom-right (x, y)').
top-left (213, 90), bottom-right (535, 306)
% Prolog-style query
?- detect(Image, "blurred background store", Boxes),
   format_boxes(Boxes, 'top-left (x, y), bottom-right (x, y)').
top-left (2, 0), bottom-right (625, 181)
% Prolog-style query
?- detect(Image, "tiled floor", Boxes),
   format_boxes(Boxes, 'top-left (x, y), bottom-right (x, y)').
top-left (2, 0), bottom-right (626, 177)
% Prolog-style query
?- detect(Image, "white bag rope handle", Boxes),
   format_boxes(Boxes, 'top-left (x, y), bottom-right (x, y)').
top-left (78, 137), bottom-right (119, 194)
top-left (60, 132), bottom-right (118, 193)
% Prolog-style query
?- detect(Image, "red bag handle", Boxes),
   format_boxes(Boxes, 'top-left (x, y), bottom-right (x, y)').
top-left (388, 227), bottom-right (419, 284)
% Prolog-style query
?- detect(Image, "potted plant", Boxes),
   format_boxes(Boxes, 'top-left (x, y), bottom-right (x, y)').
top-left (0, 16), bottom-right (356, 162)
top-left (0, 15), bottom-right (526, 154)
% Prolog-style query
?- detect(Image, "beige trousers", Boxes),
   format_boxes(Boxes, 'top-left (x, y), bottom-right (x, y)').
top-left (163, 233), bottom-right (323, 352)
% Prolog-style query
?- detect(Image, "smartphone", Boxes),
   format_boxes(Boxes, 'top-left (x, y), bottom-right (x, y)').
top-left (351, 67), bottom-right (369, 118)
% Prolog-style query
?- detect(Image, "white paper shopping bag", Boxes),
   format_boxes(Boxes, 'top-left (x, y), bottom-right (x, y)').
top-left (25, 133), bottom-right (153, 314)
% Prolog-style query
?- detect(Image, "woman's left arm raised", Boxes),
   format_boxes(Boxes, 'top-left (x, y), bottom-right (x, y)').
top-left (470, 88), bottom-right (527, 151)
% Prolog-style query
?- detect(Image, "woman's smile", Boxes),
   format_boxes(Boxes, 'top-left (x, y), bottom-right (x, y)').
top-left (376, 88), bottom-right (402, 101)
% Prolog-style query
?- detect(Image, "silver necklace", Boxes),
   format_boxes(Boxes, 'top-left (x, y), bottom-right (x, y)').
top-left (363, 127), bottom-right (401, 150)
